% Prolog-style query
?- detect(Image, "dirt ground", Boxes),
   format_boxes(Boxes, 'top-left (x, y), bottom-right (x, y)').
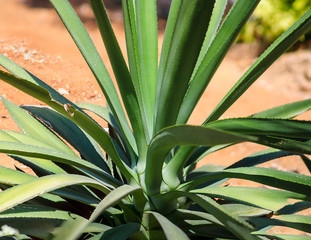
top-left (1, 0), bottom-right (311, 234)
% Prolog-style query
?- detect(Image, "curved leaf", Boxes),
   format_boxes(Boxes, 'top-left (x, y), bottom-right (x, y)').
top-left (192, 187), bottom-right (308, 211)
top-left (52, 185), bottom-right (141, 240)
top-left (0, 174), bottom-right (109, 213)
top-left (150, 211), bottom-right (190, 240)
top-left (0, 70), bottom-right (137, 182)
top-left (0, 141), bottom-right (120, 186)
top-left (0, 165), bottom-right (35, 185)
top-left (252, 99), bottom-right (311, 119)
top-left (181, 167), bottom-right (311, 195)
top-left (1, 97), bottom-right (75, 156)
top-left (144, 125), bottom-right (257, 195)
top-left (0, 54), bottom-right (74, 106)
top-left (76, 103), bottom-right (121, 137)
top-left (155, 192), bottom-right (260, 240)
top-left (207, 118), bottom-right (311, 139)
top-left (0, 130), bottom-right (66, 175)
top-left (22, 105), bottom-right (109, 171)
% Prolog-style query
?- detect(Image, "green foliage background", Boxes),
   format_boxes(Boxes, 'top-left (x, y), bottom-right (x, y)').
top-left (239, 0), bottom-right (311, 44)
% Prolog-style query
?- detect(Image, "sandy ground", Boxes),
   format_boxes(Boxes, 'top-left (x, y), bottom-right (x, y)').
top-left (1, 0), bottom-right (311, 234)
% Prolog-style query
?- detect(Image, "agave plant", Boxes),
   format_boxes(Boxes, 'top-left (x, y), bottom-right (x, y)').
top-left (1, 0), bottom-right (311, 239)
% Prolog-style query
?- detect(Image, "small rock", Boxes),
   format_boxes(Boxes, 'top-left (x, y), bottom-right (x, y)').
top-left (58, 88), bottom-right (70, 95)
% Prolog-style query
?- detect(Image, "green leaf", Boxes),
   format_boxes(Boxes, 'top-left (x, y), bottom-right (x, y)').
top-left (52, 185), bottom-right (141, 240)
top-left (1, 97), bottom-right (75, 156)
top-left (22, 105), bottom-right (109, 171)
top-left (252, 99), bottom-right (311, 119)
top-left (191, 0), bottom-right (228, 79)
top-left (192, 187), bottom-right (308, 211)
top-left (176, 98), bottom-right (311, 171)
top-left (154, 0), bottom-right (216, 132)
top-left (222, 203), bottom-right (271, 217)
top-left (48, 0), bottom-right (137, 156)
top-left (0, 174), bottom-right (109, 213)
top-left (52, 221), bottom-right (112, 240)
top-left (0, 165), bottom-right (36, 185)
top-left (0, 218), bottom-right (63, 239)
top-left (88, 0), bottom-right (148, 156)
top-left (181, 167), bottom-right (311, 196)
top-left (229, 148), bottom-right (296, 168)
top-left (258, 136), bottom-right (311, 155)
top-left (76, 103), bottom-right (133, 167)
top-left (0, 54), bottom-right (74, 106)
top-left (89, 185), bottom-right (141, 222)
top-left (76, 103), bottom-right (122, 138)
top-left (0, 141), bottom-right (120, 186)
top-left (0, 204), bottom-right (80, 220)
top-left (122, 0), bottom-right (158, 139)
top-left (0, 70), bottom-right (137, 182)
top-left (97, 223), bottom-right (141, 240)
top-left (0, 130), bottom-right (66, 175)
top-left (150, 211), bottom-right (190, 240)
top-left (207, 118), bottom-right (311, 140)
top-left (206, 118), bottom-right (311, 155)
top-left (251, 214), bottom-right (311, 234)
top-left (144, 125), bottom-right (257, 195)
top-left (177, 0), bottom-right (260, 124)
top-left (206, 7), bottom-right (311, 123)
top-left (159, 192), bottom-right (260, 240)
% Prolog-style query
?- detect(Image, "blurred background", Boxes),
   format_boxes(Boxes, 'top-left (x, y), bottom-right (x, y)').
top-left (19, 0), bottom-right (171, 19)
top-left (19, 0), bottom-right (311, 53)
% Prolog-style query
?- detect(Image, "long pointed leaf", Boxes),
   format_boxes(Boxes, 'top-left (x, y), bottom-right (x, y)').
top-left (155, 192), bottom-right (260, 240)
top-left (0, 141), bottom-right (119, 186)
top-left (192, 187), bottom-right (308, 211)
top-left (1, 97), bottom-right (75, 156)
top-left (154, 0), bottom-right (215, 132)
top-left (252, 99), bottom-right (311, 119)
top-left (191, 0), bottom-right (228, 79)
top-left (0, 165), bottom-right (36, 185)
top-left (52, 185), bottom-right (141, 240)
top-left (205, 7), bottom-right (311, 123)
top-left (176, 98), bottom-right (311, 175)
top-left (207, 118), bottom-right (311, 139)
top-left (0, 70), bottom-right (137, 182)
top-left (177, 0), bottom-right (260, 124)
top-left (0, 130), bottom-right (66, 174)
top-left (0, 174), bottom-right (109, 213)
top-left (48, 0), bottom-right (137, 155)
top-left (22, 105), bottom-right (109, 171)
top-left (88, 0), bottom-right (148, 156)
top-left (150, 211), bottom-right (190, 240)
top-left (122, 0), bottom-right (157, 139)
top-left (181, 167), bottom-right (311, 195)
